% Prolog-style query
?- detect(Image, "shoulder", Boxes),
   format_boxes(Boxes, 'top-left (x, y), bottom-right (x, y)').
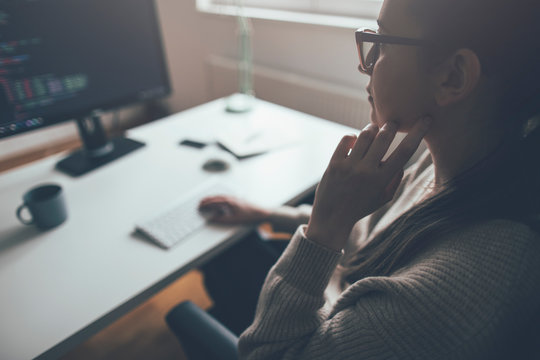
top-left (458, 218), bottom-right (540, 241)
top-left (441, 219), bottom-right (540, 270)
top-left (408, 218), bottom-right (540, 283)
top-left (343, 219), bottom-right (540, 315)
top-left (388, 219), bottom-right (540, 322)
top-left (335, 219), bottom-right (540, 359)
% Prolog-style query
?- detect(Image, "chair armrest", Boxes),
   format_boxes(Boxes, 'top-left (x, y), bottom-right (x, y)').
top-left (166, 300), bottom-right (239, 360)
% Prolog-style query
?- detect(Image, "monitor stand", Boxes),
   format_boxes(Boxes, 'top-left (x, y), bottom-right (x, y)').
top-left (56, 113), bottom-right (145, 177)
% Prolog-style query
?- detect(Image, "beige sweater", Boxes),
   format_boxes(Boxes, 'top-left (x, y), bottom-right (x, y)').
top-left (239, 152), bottom-right (540, 359)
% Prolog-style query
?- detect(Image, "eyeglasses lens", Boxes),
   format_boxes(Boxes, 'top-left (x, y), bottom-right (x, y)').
top-left (362, 41), bottom-right (379, 72)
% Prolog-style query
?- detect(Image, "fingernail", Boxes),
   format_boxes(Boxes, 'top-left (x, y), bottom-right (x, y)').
top-left (362, 123), bottom-right (377, 131)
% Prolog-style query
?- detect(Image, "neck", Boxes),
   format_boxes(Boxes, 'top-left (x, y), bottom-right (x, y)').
top-left (424, 113), bottom-right (506, 186)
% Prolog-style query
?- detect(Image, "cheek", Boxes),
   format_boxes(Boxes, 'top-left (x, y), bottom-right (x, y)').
top-left (371, 54), bottom-right (431, 129)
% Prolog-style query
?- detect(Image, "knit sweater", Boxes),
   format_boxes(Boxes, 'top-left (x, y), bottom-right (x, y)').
top-left (239, 151), bottom-right (540, 359)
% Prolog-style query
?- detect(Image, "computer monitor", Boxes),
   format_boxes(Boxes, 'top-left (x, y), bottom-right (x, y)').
top-left (0, 0), bottom-right (171, 176)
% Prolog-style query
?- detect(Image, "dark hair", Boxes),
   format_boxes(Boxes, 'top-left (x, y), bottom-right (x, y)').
top-left (344, 0), bottom-right (540, 281)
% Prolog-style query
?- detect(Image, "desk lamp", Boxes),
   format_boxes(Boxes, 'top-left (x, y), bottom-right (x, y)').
top-left (226, 0), bottom-right (255, 113)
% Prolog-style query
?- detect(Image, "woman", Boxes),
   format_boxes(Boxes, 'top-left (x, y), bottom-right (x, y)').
top-left (200, 0), bottom-right (540, 358)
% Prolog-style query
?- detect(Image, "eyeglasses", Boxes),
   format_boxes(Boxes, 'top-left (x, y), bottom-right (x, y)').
top-left (355, 28), bottom-right (433, 74)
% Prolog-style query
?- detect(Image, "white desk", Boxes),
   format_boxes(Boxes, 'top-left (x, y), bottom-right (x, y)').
top-left (0, 97), bottom-right (356, 360)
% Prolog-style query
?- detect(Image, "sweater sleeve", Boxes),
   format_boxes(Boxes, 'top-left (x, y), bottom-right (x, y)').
top-left (238, 220), bottom-right (540, 360)
top-left (238, 226), bottom-right (396, 360)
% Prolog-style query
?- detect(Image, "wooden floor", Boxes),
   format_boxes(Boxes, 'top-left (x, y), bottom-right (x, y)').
top-left (60, 270), bottom-right (213, 360)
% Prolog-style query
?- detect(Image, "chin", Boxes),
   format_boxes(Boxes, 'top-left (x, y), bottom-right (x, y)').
top-left (369, 109), bottom-right (384, 128)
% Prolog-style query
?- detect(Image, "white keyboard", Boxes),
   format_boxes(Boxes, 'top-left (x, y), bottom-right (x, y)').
top-left (135, 182), bottom-right (233, 249)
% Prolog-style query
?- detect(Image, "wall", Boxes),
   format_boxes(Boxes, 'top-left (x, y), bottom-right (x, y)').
top-left (157, 0), bottom-right (369, 110)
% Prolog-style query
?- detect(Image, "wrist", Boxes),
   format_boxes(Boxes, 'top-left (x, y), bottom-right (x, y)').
top-left (253, 208), bottom-right (272, 223)
top-left (305, 223), bottom-right (349, 252)
top-left (260, 208), bottom-right (272, 220)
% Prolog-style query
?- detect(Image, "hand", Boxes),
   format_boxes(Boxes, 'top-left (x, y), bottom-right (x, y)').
top-left (198, 195), bottom-right (271, 225)
top-left (305, 117), bottom-right (431, 251)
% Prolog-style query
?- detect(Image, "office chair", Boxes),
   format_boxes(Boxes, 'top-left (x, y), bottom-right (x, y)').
top-left (166, 300), bottom-right (239, 360)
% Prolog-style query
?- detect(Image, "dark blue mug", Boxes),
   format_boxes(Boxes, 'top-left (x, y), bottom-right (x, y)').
top-left (16, 184), bottom-right (68, 230)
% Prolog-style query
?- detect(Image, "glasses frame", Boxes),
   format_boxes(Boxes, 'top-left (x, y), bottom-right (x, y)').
top-left (355, 28), bottom-right (434, 74)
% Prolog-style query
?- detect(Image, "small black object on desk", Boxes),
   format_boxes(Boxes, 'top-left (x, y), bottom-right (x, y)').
top-left (202, 159), bottom-right (230, 172)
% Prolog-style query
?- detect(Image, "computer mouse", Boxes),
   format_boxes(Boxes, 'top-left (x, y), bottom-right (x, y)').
top-left (202, 158), bottom-right (230, 172)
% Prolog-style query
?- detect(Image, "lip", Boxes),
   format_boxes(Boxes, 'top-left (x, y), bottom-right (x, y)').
top-left (366, 87), bottom-right (373, 103)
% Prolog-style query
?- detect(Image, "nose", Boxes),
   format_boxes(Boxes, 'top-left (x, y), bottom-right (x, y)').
top-left (357, 64), bottom-right (373, 76)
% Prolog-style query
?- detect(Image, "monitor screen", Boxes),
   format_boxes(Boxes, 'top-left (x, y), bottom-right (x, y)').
top-left (0, 0), bottom-right (171, 139)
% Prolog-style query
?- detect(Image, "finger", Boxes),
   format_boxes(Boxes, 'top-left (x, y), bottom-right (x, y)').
top-left (199, 195), bottom-right (233, 206)
top-left (198, 200), bottom-right (231, 211)
top-left (330, 134), bottom-right (358, 163)
top-left (210, 215), bottom-right (236, 224)
top-left (384, 116), bottom-right (431, 174)
top-left (364, 121), bottom-right (398, 165)
top-left (205, 212), bottom-right (228, 223)
top-left (200, 204), bottom-right (233, 221)
top-left (199, 197), bottom-right (217, 206)
top-left (207, 205), bottom-right (237, 222)
top-left (384, 168), bottom-right (404, 201)
top-left (199, 199), bottom-right (219, 208)
top-left (348, 123), bottom-right (379, 160)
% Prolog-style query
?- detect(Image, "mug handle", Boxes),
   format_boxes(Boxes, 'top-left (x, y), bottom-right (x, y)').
top-left (16, 204), bottom-right (34, 225)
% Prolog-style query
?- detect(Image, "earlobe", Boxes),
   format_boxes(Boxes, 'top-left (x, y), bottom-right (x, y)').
top-left (434, 49), bottom-right (482, 107)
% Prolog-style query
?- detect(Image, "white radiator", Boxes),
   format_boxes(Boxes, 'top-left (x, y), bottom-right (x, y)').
top-left (205, 56), bottom-right (371, 130)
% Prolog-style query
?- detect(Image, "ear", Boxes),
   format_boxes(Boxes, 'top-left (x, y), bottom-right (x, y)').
top-left (432, 49), bottom-right (482, 107)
